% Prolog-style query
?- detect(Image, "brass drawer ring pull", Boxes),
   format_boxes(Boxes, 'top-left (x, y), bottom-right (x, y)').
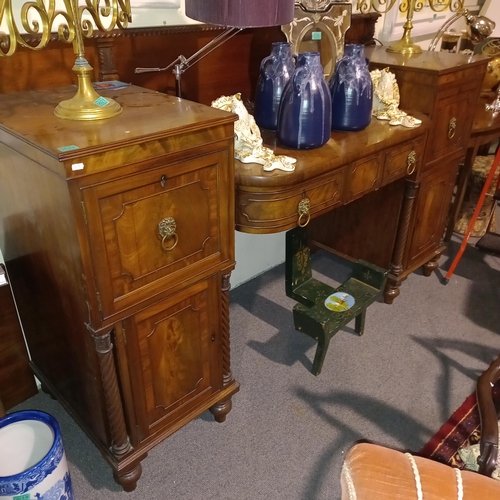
top-left (298, 197), bottom-right (311, 228)
top-left (158, 217), bottom-right (178, 251)
top-left (406, 150), bottom-right (417, 175)
top-left (448, 117), bottom-right (457, 139)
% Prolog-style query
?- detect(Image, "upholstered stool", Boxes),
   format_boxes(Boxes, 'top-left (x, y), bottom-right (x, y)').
top-left (285, 227), bottom-right (387, 376)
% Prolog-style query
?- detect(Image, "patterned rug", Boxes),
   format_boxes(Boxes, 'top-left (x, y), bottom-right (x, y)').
top-left (454, 155), bottom-right (499, 237)
top-left (419, 382), bottom-right (500, 468)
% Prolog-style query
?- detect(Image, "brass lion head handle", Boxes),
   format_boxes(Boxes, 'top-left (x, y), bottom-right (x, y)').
top-left (158, 217), bottom-right (178, 251)
top-left (406, 150), bottom-right (417, 175)
top-left (298, 197), bottom-right (311, 228)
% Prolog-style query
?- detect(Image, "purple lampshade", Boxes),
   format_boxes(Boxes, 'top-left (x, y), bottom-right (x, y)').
top-left (185, 0), bottom-right (295, 28)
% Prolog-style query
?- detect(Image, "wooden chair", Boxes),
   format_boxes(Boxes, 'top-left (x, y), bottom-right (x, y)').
top-left (285, 226), bottom-right (387, 375)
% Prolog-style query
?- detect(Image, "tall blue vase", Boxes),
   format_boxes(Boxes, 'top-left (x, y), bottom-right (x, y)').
top-left (254, 42), bottom-right (295, 131)
top-left (329, 44), bottom-right (373, 132)
top-left (277, 52), bottom-right (331, 150)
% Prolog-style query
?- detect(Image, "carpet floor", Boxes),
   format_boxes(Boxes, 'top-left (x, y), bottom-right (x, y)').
top-left (11, 236), bottom-right (500, 500)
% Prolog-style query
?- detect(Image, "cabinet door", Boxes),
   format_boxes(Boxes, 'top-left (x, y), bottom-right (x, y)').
top-left (425, 86), bottom-right (477, 166)
top-left (122, 276), bottom-right (221, 442)
top-left (405, 162), bottom-right (457, 268)
top-left (82, 150), bottom-right (232, 318)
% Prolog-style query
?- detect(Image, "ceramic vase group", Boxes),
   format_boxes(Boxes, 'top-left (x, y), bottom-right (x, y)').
top-left (0, 410), bottom-right (74, 500)
top-left (255, 43), bottom-right (373, 150)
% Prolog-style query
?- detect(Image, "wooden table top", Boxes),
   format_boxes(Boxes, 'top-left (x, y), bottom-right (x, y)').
top-left (235, 114), bottom-right (429, 190)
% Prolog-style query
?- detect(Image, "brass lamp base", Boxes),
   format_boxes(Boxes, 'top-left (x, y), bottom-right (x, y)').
top-left (386, 37), bottom-right (422, 55)
top-left (54, 57), bottom-right (122, 120)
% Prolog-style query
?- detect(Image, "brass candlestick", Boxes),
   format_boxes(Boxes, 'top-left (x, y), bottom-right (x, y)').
top-left (0, 0), bottom-right (131, 120)
top-left (357, 0), bottom-right (465, 55)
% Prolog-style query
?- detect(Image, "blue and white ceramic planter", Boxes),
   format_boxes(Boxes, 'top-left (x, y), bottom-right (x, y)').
top-left (0, 411), bottom-right (73, 500)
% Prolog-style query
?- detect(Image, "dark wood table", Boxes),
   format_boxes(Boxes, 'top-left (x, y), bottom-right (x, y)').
top-left (445, 93), bottom-right (500, 241)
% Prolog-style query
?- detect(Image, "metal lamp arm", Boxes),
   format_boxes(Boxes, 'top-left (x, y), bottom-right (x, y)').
top-left (135, 27), bottom-right (242, 97)
top-left (428, 11), bottom-right (463, 51)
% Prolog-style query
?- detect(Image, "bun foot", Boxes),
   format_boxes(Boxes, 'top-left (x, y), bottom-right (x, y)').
top-left (113, 462), bottom-right (143, 492)
top-left (209, 398), bottom-right (233, 423)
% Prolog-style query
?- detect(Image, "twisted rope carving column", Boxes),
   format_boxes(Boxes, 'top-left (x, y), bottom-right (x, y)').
top-left (209, 272), bottom-right (234, 422)
top-left (384, 178), bottom-right (420, 304)
top-left (90, 326), bottom-right (142, 491)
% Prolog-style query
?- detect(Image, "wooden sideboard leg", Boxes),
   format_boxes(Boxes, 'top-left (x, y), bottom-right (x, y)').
top-left (113, 462), bottom-right (143, 492)
top-left (90, 326), bottom-right (141, 489)
top-left (422, 254), bottom-right (440, 276)
top-left (384, 179), bottom-right (420, 304)
top-left (209, 273), bottom-right (235, 423)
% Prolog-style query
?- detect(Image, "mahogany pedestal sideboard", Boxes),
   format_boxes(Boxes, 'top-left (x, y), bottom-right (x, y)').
top-left (235, 115), bottom-right (429, 304)
top-left (363, 48), bottom-right (489, 302)
top-left (0, 85), bottom-right (239, 490)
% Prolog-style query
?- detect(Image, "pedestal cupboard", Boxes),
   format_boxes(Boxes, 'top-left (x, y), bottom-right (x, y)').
top-left (368, 49), bottom-right (489, 302)
top-left (0, 85), bottom-right (239, 490)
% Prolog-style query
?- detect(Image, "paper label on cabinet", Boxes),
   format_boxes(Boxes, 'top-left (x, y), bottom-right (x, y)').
top-left (312, 31), bottom-right (322, 40)
top-left (71, 163), bottom-right (85, 171)
top-left (58, 145), bottom-right (79, 152)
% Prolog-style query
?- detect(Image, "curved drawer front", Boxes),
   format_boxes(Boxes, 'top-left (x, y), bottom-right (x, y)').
top-left (82, 150), bottom-right (231, 317)
top-left (236, 169), bottom-right (345, 233)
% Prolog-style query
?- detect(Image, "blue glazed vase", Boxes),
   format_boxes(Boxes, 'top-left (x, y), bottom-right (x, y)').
top-left (0, 410), bottom-right (73, 500)
top-left (277, 52), bottom-right (332, 150)
top-left (329, 44), bottom-right (373, 132)
top-left (254, 42), bottom-right (295, 131)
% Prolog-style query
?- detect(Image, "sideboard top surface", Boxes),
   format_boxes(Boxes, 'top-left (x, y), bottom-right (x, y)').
top-left (235, 114), bottom-right (429, 189)
top-left (367, 46), bottom-right (490, 75)
top-left (0, 85), bottom-right (236, 162)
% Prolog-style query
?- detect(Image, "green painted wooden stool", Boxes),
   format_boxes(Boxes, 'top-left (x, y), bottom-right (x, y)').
top-left (285, 227), bottom-right (388, 376)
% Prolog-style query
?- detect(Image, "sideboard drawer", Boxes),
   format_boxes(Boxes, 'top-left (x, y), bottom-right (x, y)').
top-left (381, 136), bottom-right (425, 186)
top-left (82, 150), bottom-right (232, 317)
top-left (344, 153), bottom-right (382, 203)
top-left (236, 168), bottom-right (345, 233)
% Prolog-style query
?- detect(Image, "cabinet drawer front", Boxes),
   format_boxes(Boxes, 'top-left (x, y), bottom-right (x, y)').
top-left (122, 278), bottom-right (220, 441)
top-left (236, 169), bottom-right (345, 233)
top-left (381, 137), bottom-right (424, 186)
top-left (344, 153), bottom-right (382, 203)
top-left (426, 87), bottom-right (477, 164)
top-left (83, 151), bottom-right (231, 316)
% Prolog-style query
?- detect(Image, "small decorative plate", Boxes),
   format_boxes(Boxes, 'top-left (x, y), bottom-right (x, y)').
top-left (324, 292), bottom-right (355, 312)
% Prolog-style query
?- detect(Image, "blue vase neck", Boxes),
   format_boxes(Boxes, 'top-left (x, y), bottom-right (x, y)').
top-left (271, 42), bottom-right (292, 58)
top-left (343, 44), bottom-right (366, 61)
top-left (297, 51), bottom-right (321, 67)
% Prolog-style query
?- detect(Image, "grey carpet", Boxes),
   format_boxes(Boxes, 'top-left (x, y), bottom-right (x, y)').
top-left (11, 237), bottom-right (500, 499)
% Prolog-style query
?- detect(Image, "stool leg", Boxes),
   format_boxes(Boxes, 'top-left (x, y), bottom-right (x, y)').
top-left (355, 311), bottom-right (366, 336)
top-left (311, 335), bottom-right (332, 376)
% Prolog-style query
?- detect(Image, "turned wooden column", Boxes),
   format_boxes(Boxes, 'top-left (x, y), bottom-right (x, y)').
top-left (209, 272), bottom-right (234, 423)
top-left (384, 178), bottom-right (420, 304)
top-left (90, 326), bottom-right (142, 491)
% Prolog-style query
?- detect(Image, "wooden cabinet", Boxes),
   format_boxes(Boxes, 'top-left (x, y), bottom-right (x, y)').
top-left (367, 48), bottom-right (489, 302)
top-left (0, 264), bottom-right (38, 414)
top-left (0, 85), bottom-right (239, 491)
